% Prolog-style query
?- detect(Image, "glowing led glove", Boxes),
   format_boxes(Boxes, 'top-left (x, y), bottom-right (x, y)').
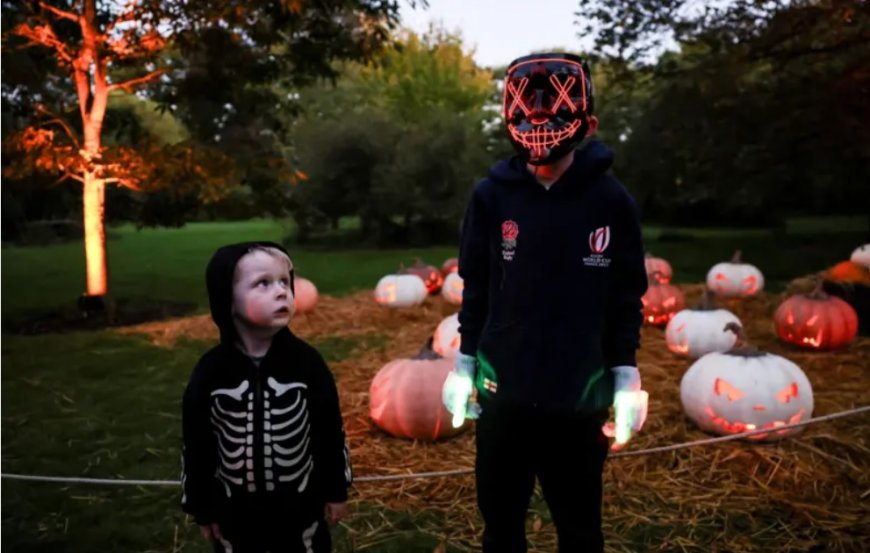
top-left (603, 365), bottom-right (648, 450)
top-left (442, 353), bottom-right (480, 428)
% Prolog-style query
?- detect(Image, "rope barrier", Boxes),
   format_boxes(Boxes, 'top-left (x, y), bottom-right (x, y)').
top-left (3, 404), bottom-right (868, 486)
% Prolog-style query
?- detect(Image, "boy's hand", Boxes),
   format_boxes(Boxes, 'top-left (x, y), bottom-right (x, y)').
top-left (605, 366), bottom-right (648, 451)
top-left (442, 353), bottom-right (479, 428)
top-left (199, 523), bottom-right (222, 542)
top-left (325, 502), bottom-right (347, 526)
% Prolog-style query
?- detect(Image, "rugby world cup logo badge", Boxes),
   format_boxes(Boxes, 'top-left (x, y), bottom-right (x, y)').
top-left (583, 225), bottom-right (612, 267)
top-left (501, 220), bottom-right (519, 261)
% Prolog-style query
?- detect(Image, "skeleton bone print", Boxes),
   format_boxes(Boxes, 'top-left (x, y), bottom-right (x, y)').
top-left (210, 377), bottom-right (313, 496)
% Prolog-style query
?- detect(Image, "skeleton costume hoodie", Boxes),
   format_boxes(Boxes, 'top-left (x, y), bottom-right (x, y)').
top-left (181, 242), bottom-right (351, 538)
top-left (458, 140), bottom-right (648, 413)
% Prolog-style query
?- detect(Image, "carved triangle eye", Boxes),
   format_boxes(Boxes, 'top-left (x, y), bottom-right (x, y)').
top-left (714, 378), bottom-right (745, 402)
top-left (776, 382), bottom-right (799, 404)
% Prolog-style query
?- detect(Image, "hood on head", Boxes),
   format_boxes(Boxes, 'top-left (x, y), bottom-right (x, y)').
top-left (206, 241), bottom-right (293, 344)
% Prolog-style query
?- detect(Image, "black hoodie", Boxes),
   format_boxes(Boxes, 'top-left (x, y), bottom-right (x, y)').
top-left (181, 242), bottom-right (351, 526)
top-left (458, 140), bottom-right (648, 413)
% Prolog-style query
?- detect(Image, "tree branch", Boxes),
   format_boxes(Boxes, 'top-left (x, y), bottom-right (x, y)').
top-left (39, 1), bottom-right (81, 23)
top-left (34, 104), bottom-right (81, 148)
top-left (107, 68), bottom-right (166, 92)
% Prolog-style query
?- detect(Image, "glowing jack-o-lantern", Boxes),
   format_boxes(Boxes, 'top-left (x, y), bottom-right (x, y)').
top-left (774, 280), bottom-right (858, 350)
top-left (641, 274), bottom-right (685, 326)
top-left (680, 323), bottom-right (813, 441)
top-left (706, 250), bottom-right (764, 298)
top-left (665, 288), bottom-right (741, 358)
top-left (645, 253), bottom-right (673, 284)
top-left (293, 277), bottom-right (318, 314)
top-left (851, 244), bottom-right (870, 269)
top-left (432, 314), bottom-right (461, 358)
top-left (369, 349), bottom-right (468, 441)
top-left (441, 257), bottom-right (459, 277)
top-left (374, 275), bottom-right (427, 307)
top-left (403, 260), bottom-right (444, 295)
top-left (441, 272), bottom-right (464, 305)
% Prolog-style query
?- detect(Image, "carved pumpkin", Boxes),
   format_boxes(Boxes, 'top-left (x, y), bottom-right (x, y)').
top-left (641, 275), bottom-right (685, 326)
top-left (680, 324), bottom-right (813, 441)
top-left (369, 350), bottom-right (468, 441)
top-left (293, 277), bottom-right (318, 314)
top-left (825, 260), bottom-right (870, 285)
top-left (432, 314), bottom-right (461, 358)
top-left (441, 257), bottom-right (459, 276)
top-left (774, 280), bottom-right (858, 350)
top-left (645, 253), bottom-right (673, 284)
top-left (665, 288), bottom-right (741, 358)
top-left (706, 250), bottom-right (765, 298)
top-left (403, 260), bottom-right (444, 295)
top-left (441, 272), bottom-right (464, 305)
top-left (374, 274), bottom-right (427, 307)
top-left (851, 244), bottom-right (870, 269)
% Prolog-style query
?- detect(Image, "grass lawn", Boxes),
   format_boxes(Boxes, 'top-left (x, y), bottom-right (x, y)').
top-left (2, 217), bottom-right (867, 551)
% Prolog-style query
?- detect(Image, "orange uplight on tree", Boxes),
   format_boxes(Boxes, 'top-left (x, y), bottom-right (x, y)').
top-left (641, 273), bottom-right (685, 326)
top-left (774, 279), bottom-right (858, 350)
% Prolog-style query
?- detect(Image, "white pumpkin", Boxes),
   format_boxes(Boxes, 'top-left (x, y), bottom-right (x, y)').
top-left (293, 277), bottom-right (319, 314)
top-left (441, 272), bottom-right (464, 305)
top-left (680, 328), bottom-right (813, 441)
top-left (665, 289), bottom-right (741, 358)
top-left (851, 244), bottom-right (870, 269)
top-left (706, 250), bottom-right (764, 298)
top-left (432, 314), bottom-right (461, 358)
top-left (374, 274), bottom-right (427, 307)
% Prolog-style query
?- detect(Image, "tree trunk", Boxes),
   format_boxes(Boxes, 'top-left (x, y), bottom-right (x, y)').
top-left (82, 172), bottom-right (107, 296)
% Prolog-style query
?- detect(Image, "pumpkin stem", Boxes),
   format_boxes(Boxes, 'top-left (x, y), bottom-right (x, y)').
top-left (807, 274), bottom-right (828, 300)
top-left (695, 286), bottom-right (715, 310)
top-left (647, 271), bottom-right (665, 286)
top-left (723, 322), bottom-right (764, 356)
top-left (730, 249), bottom-right (743, 264)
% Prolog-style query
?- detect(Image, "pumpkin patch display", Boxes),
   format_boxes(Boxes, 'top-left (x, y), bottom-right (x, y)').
top-left (680, 323), bottom-right (813, 441)
top-left (369, 349), bottom-right (468, 441)
top-left (441, 272), bottom-right (464, 305)
top-left (706, 250), bottom-right (765, 298)
top-left (403, 259), bottom-right (444, 295)
top-left (645, 253), bottom-right (673, 284)
top-left (433, 314), bottom-right (461, 358)
top-left (641, 274), bottom-right (685, 326)
top-left (374, 274), bottom-right (427, 307)
top-left (851, 244), bottom-right (870, 269)
top-left (665, 288), bottom-right (741, 358)
top-left (774, 280), bottom-right (858, 350)
top-left (293, 277), bottom-right (318, 314)
top-left (441, 257), bottom-right (459, 277)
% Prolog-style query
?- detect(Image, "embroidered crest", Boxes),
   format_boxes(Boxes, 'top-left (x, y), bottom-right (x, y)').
top-left (501, 220), bottom-right (519, 261)
top-left (583, 225), bottom-right (612, 268)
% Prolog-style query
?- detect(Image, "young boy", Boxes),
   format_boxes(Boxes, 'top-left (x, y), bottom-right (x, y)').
top-left (182, 241), bottom-right (351, 552)
top-left (443, 53), bottom-right (648, 552)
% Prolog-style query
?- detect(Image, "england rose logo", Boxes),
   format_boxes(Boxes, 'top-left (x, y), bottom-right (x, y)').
top-left (501, 220), bottom-right (519, 261)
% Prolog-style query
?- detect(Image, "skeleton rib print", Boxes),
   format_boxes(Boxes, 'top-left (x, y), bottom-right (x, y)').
top-left (210, 377), bottom-right (313, 496)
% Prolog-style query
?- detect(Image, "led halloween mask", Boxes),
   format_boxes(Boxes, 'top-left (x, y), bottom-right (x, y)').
top-left (503, 53), bottom-right (594, 165)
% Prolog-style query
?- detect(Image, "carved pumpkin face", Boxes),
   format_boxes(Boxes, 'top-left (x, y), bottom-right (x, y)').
top-left (645, 254), bottom-right (673, 284)
top-left (680, 350), bottom-right (814, 440)
top-left (369, 356), bottom-right (468, 441)
top-left (441, 257), bottom-right (459, 277)
top-left (774, 291), bottom-right (858, 350)
top-left (432, 314), bottom-right (461, 358)
top-left (665, 308), bottom-right (741, 358)
top-left (641, 280), bottom-right (685, 326)
top-left (706, 251), bottom-right (764, 298)
top-left (441, 272), bottom-right (464, 305)
top-left (374, 275), bottom-right (427, 307)
top-left (293, 277), bottom-right (318, 314)
top-left (404, 262), bottom-right (444, 295)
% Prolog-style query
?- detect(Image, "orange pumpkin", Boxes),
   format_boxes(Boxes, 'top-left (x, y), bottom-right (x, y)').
top-left (293, 277), bottom-right (318, 314)
top-left (645, 253), bottom-right (673, 284)
top-left (826, 261), bottom-right (870, 285)
top-left (369, 352), bottom-right (468, 441)
top-left (774, 280), bottom-right (858, 350)
top-left (641, 275), bottom-right (685, 326)
top-left (441, 257), bottom-right (459, 277)
top-left (403, 259), bottom-right (444, 295)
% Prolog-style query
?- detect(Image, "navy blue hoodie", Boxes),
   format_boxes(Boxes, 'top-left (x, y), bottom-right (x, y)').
top-left (458, 140), bottom-right (648, 413)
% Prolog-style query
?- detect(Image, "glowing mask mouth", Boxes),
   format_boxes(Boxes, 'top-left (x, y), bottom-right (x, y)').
top-left (507, 119), bottom-right (582, 157)
top-left (704, 406), bottom-right (806, 439)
